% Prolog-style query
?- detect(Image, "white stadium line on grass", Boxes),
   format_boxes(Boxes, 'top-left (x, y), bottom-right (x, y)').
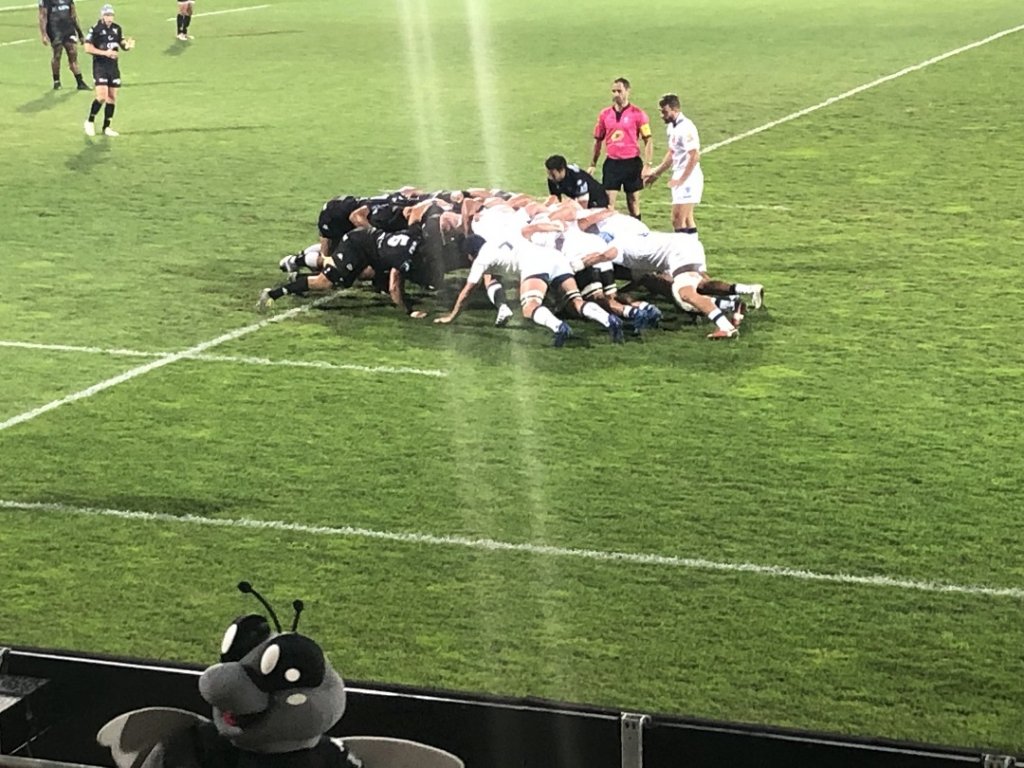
top-left (0, 38), bottom-right (30, 47)
top-left (0, 4), bottom-right (34, 11)
top-left (3, 498), bottom-right (1023, 601)
top-left (164, 4), bottom-right (268, 22)
top-left (0, 294), bottom-right (338, 433)
top-left (0, 340), bottom-right (449, 378)
top-left (703, 21), bottom-right (1024, 154)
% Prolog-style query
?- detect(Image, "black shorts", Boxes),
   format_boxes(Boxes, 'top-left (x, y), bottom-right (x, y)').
top-left (323, 249), bottom-right (367, 289)
top-left (92, 58), bottom-right (121, 87)
top-left (48, 25), bottom-right (79, 47)
top-left (602, 157), bottom-right (644, 193)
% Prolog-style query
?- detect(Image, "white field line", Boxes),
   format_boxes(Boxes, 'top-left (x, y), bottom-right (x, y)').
top-left (0, 4), bottom-right (34, 11)
top-left (0, 295), bottom-right (337, 433)
top-left (2, 498), bottom-right (1022, 600)
top-left (164, 4), bottom-right (268, 22)
top-left (0, 340), bottom-right (449, 378)
top-left (0, 38), bottom-right (30, 47)
top-left (703, 21), bottom-right (1024, 154)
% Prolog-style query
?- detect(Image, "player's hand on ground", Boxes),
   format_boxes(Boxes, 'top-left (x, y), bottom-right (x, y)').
top-left (409, 310), bottom-right (428, 319)
top-left (433, 313), bottom-right (455, 324)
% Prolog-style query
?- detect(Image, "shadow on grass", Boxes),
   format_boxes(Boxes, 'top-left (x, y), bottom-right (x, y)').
top-left (129, 124), bottom-right (267, 136)
top-left (212, 29), bottom-right (303, 39)
top-left (65, 136), bottom-right (112, 172)
top-left (17, 88), bottom-right (77, 114)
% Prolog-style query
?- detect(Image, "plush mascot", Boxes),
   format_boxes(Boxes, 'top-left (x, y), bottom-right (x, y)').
top-left (97, 582), bottom-right (464, 768)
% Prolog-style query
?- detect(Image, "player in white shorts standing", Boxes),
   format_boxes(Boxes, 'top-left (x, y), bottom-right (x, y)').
top-left (176, 0), bottom-right (193, 40)
top-left (643, 93), bottom-right (703, 235)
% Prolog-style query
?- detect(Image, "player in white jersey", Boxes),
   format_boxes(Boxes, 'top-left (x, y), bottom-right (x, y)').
top-left (643, 93), bottom-right (703, 235)
top-left (529, 207), bottom-right (656, 335)
top-left (435, 220), bottom-right (623, 345)
top-left (578, 209), bottom-right (764, 339)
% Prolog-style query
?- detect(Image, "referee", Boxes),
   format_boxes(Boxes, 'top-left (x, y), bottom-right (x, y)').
top-left (587, 77), bottom-right (653, 219)
top-left (82, 4), bottom-right (132, 137)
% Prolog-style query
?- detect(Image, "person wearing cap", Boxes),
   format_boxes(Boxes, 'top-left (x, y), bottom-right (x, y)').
top-left (175, 0), bottom-right (194, 41)
top-left (37, 0), bottom-right (89, 91)
top-left (83, 4), bottom-right (133, 137)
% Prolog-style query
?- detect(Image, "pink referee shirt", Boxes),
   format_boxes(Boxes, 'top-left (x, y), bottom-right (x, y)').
top-left (593, 104), bottom-right (651, 160)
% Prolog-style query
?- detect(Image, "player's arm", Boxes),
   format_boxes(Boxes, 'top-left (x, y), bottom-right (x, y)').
top-left (84, 40), bottom-right (114, 57)
top-left (38, 5), bottom-right (49, 44)
top-left (460, 197), bottom-right (482, 234)
top-left (387, 268), bottom-right (426, 318)
top-left (348, 205), bottom-right (371, 229)
top-left (520, 221), bottom-right (563, 240)
top-left (575, 208), bottom-right (614, 233)
top-left (643, 148), bottom-right (673, 186)
top-left (588, 137), bottom-right (603, 176)
top-left (433, 277), bottom-right (479, 324)
top-left (668, 148), bottom-right (700, 188)
top-left (70, 5), bottom-right (84, 38)
top-left (577, 245), bottom-right (618, 270)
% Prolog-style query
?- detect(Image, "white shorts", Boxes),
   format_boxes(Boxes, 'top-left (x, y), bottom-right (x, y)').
top-left (670, 165), bottom-right (704, 205)
top-left (518, 242), bottom-right (571, 282)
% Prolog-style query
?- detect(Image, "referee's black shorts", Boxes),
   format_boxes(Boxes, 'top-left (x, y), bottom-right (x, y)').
top-left (602, 156), bottom-right (644, 193)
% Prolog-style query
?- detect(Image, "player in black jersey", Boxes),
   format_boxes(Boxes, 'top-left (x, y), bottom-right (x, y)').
top-left (258, 227), bottom-right (429, 319)
top-left (82, 4), bottom-right (132, 137)
top-left (38, 0), bottom-right (88, 90)
top-left (544, 155), bottom-right (610, 209)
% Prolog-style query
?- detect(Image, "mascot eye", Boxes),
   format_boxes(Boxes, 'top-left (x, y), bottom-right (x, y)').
top-left (220, 614), bottom-right (272, 663)
top-left (260, 644), bottom-right (281, 675)
top-left (249, 634), bottom-right (325, 692)
top-left (220, 624), bottom-right (237, 655)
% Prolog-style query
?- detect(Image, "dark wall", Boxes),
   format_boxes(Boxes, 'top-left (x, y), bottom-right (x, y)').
top-left (1, 647), bottom-right (1005, 768)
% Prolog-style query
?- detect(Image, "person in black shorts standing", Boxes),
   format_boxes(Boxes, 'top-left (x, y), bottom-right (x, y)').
top-left (82, 4), bottom-right (133, 137)
top-left (175, 0), bottom-right (194, 41)
top-left (38, 0), bottom-right (89, 90)
top-left (544, 155), bottom-right (609, 209)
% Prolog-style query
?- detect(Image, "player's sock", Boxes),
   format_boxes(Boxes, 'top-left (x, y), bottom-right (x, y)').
top-left (176, 14), bottom-right (185, 34)
top-left (182, 15), bottom-right (192, 33)
top-left (74, 72), bottom-right (86, 86)
top-left (731, 283), bottom-right (760, 294)
top-left (581, 301), bottom-right (611, 327)
top-left (299, 250), bottom-right (321, 270)
top-left (708, 309), bottom-right (737, 333)
top-left (88, 99), bottom-right (102, 120)
top-left (486, 281), bottom-right (507, 308)
top-left (684, 227), bottom-right (697, 235)
top-left (102, 103), bottom-right (115, 130)
top-left (269, 275), bottom-right (309, 299)
top-left (632, 213), bottom-right (641, 221)
top-left (529, 306), bottom-right (562, 332)
top-left (620, 305), bottom-right (637, 320)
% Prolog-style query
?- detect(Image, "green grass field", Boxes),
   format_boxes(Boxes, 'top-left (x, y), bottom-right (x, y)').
top-left (2, 0), bottom-right (1023, 754)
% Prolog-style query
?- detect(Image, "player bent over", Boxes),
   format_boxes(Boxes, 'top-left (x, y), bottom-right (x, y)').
top-left (258, 227), bottom-right (428, 319)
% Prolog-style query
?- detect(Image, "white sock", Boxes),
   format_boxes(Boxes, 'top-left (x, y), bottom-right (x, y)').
top-left (581, 301), bottom-right (611, 327)
top-left (301, 247), bottom-right (321, 270)
top-left (733, 283), bottom-right (759, 294)
top-left (531, 305), bottom-right (562, 332)
top-left (709, 310), bottom-right (736, 333)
